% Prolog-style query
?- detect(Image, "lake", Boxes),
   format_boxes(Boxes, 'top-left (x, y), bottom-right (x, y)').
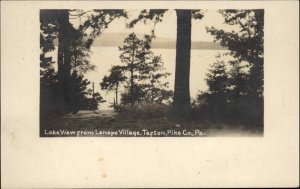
top-left (86, 46), bottom-right (229, 110)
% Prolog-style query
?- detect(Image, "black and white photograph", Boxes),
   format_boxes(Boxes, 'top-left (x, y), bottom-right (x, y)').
top-left (1, 1), bottom-right (299, 188)
top-left (40, 9), bottom-right (264, 137)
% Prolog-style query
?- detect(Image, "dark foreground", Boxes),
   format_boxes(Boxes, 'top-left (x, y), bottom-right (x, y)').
top-left (40, 110), bottom-right (263, 137)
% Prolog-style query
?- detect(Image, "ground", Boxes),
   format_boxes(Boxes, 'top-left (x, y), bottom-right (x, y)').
top-left (40, 110), bottom-right (263, 137)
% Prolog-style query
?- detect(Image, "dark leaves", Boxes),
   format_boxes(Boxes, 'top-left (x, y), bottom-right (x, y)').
top-left (128, 9), bottom-right (168, 28)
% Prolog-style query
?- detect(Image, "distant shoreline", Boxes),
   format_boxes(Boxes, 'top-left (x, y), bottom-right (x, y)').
top-left (91, 43), bottom-right (227, 50)
top-left (51, 32), bottom-right (227, 50)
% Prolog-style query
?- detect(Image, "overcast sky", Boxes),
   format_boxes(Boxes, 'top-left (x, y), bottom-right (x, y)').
top-left (73, 9), bottom-right (233, 42)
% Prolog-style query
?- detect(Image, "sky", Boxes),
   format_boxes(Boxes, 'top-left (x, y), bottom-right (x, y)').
top-left (72, 9), bottom-right (233, 42)
top-left (109, 10), bottom-right (216, 41)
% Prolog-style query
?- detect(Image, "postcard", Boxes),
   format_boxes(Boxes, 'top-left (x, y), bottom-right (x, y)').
top-left (1, 0), bottom-right (299, 188)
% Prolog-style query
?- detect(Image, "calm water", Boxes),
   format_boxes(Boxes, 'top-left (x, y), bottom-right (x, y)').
top-left (86, 47), bottom-right (229, 110)
top-left (47, 47), bottom-right (229, 109)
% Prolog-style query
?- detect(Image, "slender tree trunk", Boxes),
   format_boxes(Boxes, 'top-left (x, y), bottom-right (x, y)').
top-left (130, 67), bottom-right (134, 106)
top-left (115, 83), bottom-right (119, 106)
top-left (113, 98), bottom-right (116, 110)
top-left (151, 79), bottom-right (154, 102)
top-left (130, 46), bottom-right (135, 106)
top-left (173, 10), bottom-right (192, 118)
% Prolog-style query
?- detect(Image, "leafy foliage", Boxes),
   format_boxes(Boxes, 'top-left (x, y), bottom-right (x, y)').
top-left (207, 9), bottom-right (264, 97)
top-left (197, 56), bottom-right (229, 116)
top-left (79, 9), bottom-right (128, 49)
top-left (206, 57), bottom-right (228, 95)
top-left (118, 33), bottom-right (150, 105)
top-left (195, 9), bottom-right (264, 121)
top-left (227, 60), bottom-right (250, 102)
top-left (70, 37), bottom-right (95, 74)
top-left (117, 33), bottom-right (173, 106)
top-left (100, 66), bottom-right (126, 109)
top-left (191, 10), bottom-right (205, 20)
top-left (138, 54), bottom-right (173, 104)
top-left (68, 73), bottom-right (106, 112)
top-left (128, 9), bottom-right (168, 28)
top-left (101, 66), bottom-right (126, 91)
top-left (40, 9), bottom-right (125, 115)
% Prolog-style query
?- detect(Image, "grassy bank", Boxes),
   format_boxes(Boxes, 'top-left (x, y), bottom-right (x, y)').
top-left (40, 104), bottom-right (263, 137)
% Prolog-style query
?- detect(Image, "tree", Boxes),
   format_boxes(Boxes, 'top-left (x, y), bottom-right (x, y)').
top-left (40, 9), bottom-right (127, 115)
top-left (118, 33), bottom-right (172, 106)
top-left (207, 9), bottom-right (264, 118)
top-left (40, 10), bottom-right (61, 116)
top-left (138, 54), bottom-right (172, 104)
top-left (207, 10), bottom-right (264, 96)
top-left (68, 71), bottom-right (91, 113)
top-left (100, 66), bottom-right (126, 109)
top-left (118, 33), bottom-right (151, 105)
top-left (69, 72), bottom-right (105, 113)
top-left (82, 90), bottom-right (105, 111)
top-left (70, 38), bottom-right (95, 74)
top-left (227, 60), bottom-right (249, 104)
top-left (40, 9), bottom-right (80, 113)
top-left (129, 9), bottom-right (204, 118)
top-left (40, 55), bottom-right (60, 117)
top-left (78, 9), bottom-right (128, 48)
top-left (173, 10), bottom-right (192, 117)
top-left (199, 56), bottom-right (229, 116)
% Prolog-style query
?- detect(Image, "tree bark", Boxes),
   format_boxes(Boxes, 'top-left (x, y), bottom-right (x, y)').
top-left (173, 10), bottom-right (192, 118)
top-left (130, 45), bottom-right (135, 106)
top-left (57, 10), bottom-right (72, 113)
top-left (115, 83), bottom-right (119, 106)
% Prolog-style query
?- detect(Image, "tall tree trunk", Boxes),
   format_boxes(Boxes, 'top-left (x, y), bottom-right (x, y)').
top-left (57, 9), bottom-right (72, 113)
top-left (173, 10), bottom-right (192, 118)
top-left (57, 20), bottom-right (65, 113)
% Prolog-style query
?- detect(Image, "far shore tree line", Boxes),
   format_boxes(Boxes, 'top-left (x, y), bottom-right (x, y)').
top-left (40, 9), bottom-right (263, 122)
